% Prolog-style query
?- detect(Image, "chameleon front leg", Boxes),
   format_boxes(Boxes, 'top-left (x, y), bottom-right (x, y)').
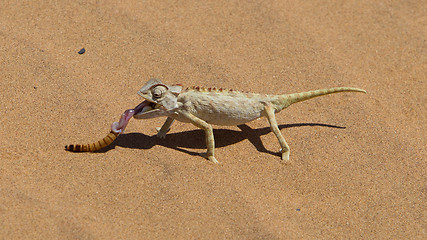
top-left (179, 111), bottom-right (218, 163)
top-left (264, 105), bottom-right (290, 162)
top-left (156, 117), bottom-right (175, 139)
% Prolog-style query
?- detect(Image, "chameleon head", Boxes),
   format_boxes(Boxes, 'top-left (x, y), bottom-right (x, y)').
top-left (133, 79), bottom-right (182, 119)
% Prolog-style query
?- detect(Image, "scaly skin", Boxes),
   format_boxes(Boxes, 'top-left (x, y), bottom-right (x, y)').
top-left (133, 79), bottom-right (366, 163)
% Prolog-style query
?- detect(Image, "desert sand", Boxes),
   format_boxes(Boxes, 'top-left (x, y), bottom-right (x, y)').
top-left (0, 1), bottom-right (425, 239)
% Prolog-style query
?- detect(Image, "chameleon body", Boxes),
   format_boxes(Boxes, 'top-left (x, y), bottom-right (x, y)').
top-left (132, 79), bottom-right (366, 163)
top-left (66, 78), bottom-right (366, 163)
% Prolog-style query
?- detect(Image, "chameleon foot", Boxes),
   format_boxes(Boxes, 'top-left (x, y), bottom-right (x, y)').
top-left (281, 150), bottom-right (290, 162)
top-left (208, 156), bottom-right (219, 164)
top-left (200, 152), bottom-right (219, 164)
top-left (155, 127), bottom-right (170, 139)
top-left (155, 117), bottom-right (174, 139)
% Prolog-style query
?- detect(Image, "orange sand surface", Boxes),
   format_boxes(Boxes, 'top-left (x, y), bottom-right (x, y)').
top-left (0, 1), bottom-right (425, 239)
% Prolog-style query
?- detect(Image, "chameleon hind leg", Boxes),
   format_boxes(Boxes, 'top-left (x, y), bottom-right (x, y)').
top-left (179, 111), bottom-right (218, 163)
top-left (156, 117), bottom-right (175, 139)
top-left (264, 105), bottom-right (290, 162)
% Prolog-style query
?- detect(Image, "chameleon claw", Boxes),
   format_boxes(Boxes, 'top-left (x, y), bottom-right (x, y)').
top-left (156, 130), bottom-right (167, 139)
top-left (208, 156), bottom-right (219, 164)
top-left (155, 127), bottom-right (170, 139)
top-left (155, 117), bottom-right (174, 139)
top-left (200, 152), bottom-right (219, 164)
top-left (281, 150), bottom-right (290, 162)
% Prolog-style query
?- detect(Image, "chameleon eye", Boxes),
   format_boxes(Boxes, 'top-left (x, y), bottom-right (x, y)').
top-left (151, 85), bottom-right (168, 99)
top-left (152, 88), bottom-right (163, 98)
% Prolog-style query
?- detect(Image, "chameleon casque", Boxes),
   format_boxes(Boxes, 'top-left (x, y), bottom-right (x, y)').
top-left (65, 78), bottom-right (366, 163)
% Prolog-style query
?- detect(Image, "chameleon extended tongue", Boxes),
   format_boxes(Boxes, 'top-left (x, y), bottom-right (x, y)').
top-left (111, 101), bottom-right (151, 134)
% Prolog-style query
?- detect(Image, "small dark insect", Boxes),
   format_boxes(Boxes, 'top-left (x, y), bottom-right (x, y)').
top-left (78, 48), bottom-right (85, 54)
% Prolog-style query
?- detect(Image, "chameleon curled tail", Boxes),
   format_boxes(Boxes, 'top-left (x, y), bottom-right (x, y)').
top-left (65, 131), bottom-right (119, 152)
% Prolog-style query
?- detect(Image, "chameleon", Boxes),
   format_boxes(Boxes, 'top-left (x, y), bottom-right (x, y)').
top-left (66, 78), bottom-right (366, 163)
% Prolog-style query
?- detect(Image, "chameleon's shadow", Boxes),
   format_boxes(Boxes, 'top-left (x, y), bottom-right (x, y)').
top-left (101, 123), bottom-right (345, 158)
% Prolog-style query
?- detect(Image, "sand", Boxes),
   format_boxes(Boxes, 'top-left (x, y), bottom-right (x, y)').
top-left (0, 0), bottom-right (425, 239)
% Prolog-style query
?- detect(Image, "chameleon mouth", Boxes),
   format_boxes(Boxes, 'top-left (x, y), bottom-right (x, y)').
top-left (133, 100), bottom-right (162, 116)
top-left (110, 100), bottom-right (162, 134)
